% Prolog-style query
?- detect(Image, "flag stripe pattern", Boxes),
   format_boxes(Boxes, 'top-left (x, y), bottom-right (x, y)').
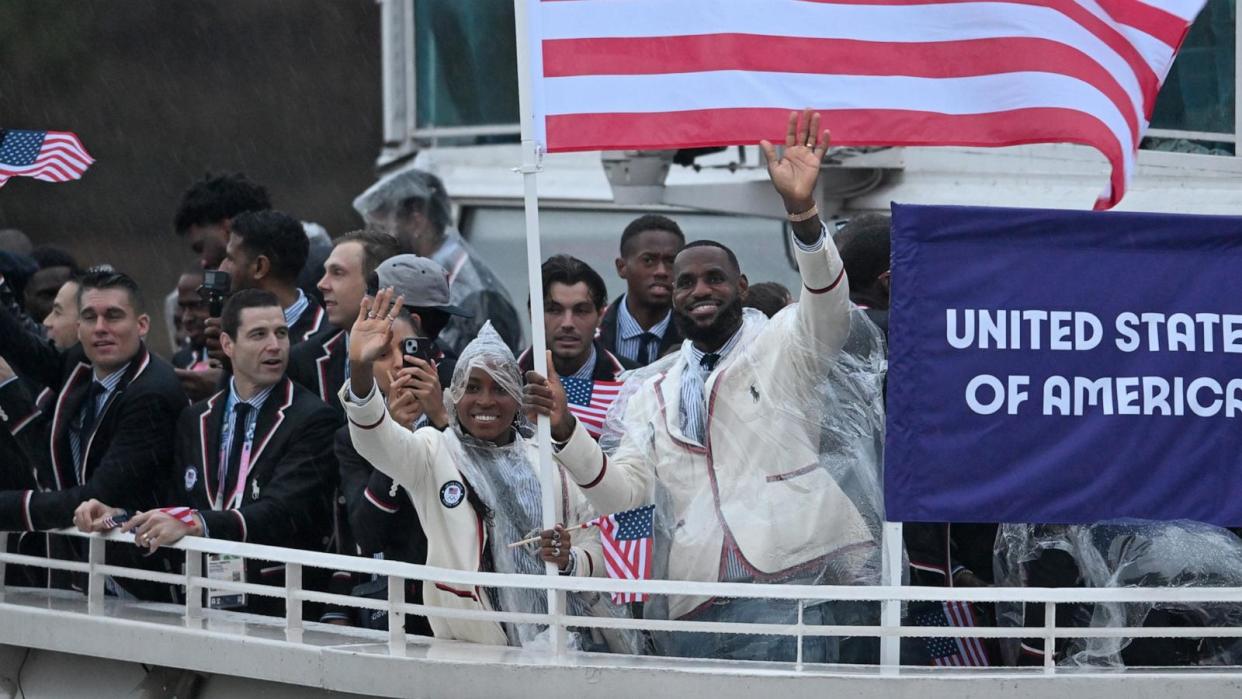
top-left (918, 601), bottom-right (990, 666)
top-left (159, 507), bottom-right (200, 527)
top-left (0, 130), bottom-right (95, 187)
top-left (591, 504), bottom-right (654, 604)
top-left (527, 0), bottom-right (1205, 209)
top-left (560, 378), bottom-right (624, 439)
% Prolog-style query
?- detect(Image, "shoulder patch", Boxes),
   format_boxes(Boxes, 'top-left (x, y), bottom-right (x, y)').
top-left (439, 480), bottom-right (466, 509)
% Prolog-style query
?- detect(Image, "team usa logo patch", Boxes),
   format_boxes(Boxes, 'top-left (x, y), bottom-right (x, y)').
top-left (440, 480), bottom-right (465, 508)
top-left (184, 466), bottom-right (198, 491)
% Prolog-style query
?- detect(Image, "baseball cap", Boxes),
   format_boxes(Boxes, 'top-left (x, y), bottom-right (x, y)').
top-left (373, 254), bottom-right (472, 318)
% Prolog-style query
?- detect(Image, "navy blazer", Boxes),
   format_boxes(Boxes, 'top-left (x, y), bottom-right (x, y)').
top-left (0, 301), bottom-right (187, 532)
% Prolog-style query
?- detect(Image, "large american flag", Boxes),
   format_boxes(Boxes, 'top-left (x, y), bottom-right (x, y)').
top-left (916, 601), bottom-right (990, 667)
top-left (0, 130), bottom-right (95, 187)
top-left (524, 0), bottom-right (1206, 209)
top-left (561, 377), bottom-right (624, 439)
top-left (590, 504), bottom-right (655, 604)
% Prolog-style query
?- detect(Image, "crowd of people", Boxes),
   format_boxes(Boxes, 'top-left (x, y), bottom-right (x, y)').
top-left (0, 111), bottom-right (1225, 668)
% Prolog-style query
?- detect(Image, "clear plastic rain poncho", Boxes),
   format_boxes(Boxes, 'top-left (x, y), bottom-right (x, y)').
top-left (353, 168), bottom-right (524, 354)
top-left (599, 306), bottom-right (888, 661)
top-left (995, 520), bottom-right (1242, 667)
top-left (443, 323), bottom-right (636, 651)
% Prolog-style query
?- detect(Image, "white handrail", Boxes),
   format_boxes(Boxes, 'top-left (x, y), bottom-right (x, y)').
top-left (5, 528), bottom-right (1242, 670)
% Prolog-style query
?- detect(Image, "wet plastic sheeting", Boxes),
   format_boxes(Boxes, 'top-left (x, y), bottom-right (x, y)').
top-left (601, 307), bottom-right (888, 660)
top-left (996, 520), bottom-right (1242, 667)
top-left (444, 323), bottom-right (638, 652)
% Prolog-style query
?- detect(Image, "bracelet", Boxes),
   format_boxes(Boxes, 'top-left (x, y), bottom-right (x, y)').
top-left (559, 550), bottom-right (577, 576)
top-left (787, 204), bottom-right (819, 222)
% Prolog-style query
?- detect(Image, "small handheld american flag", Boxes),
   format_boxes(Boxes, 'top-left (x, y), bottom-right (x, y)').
top-left (590, 504), bottom-right (655, 604)
top-left (560, 377), bottom-right (623, 439)
top-left (158, 507), bottom-right (200, 527)
top-left (0, 129), bottom-right (94, 188)
top-left (916, 601), bottom-right (990, 667)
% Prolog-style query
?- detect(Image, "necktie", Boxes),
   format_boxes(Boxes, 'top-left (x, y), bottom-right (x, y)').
top-left (680, 353), bottom-right (722, 444)
top-left (72, 381), bottom-right (107, 469)
top-left (639, 332), bottom-right (661, 365)
top-left (220, 403), bottom-right (253, 505)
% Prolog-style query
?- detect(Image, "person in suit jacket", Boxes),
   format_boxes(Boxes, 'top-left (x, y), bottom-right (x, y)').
top-left (527, 111), bottom-right (884, 663)
top-left (597, 214), bottom-right (685, 367)
top-left (0, 269), bottom-right (186, 532)
top-left (287, 229), bottom-right (401, 410)
top-left (78, 289), bottom-right (339, 617)
top-left (517, 255), bottom-right (636, 441)
top-left (219, 210), bottom-right (327, 344)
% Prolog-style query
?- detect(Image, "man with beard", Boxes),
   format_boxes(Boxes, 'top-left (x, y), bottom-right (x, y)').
top-left (527, 111), bottom-right (876, 663)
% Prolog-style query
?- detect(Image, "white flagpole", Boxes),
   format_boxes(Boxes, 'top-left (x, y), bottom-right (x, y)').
top-left (512, 0), bottom-right (565, 654)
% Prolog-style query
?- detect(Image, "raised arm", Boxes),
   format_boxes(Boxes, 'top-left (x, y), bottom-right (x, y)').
top-left (343, 286), bottom-right (438, 494)
top-left (760, 109), bottom-right (851, 355)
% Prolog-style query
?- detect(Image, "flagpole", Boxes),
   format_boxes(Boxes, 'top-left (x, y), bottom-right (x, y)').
top-left (513, 0), bottom-right (566, 655)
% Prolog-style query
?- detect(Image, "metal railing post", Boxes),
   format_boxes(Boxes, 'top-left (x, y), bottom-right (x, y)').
top-left (0, 532), bottom-right (8, 603)
top-left (795, 600), bottom-right (805, 671)
top-left (880, 521), bottom-right (903, 674)
top-left (87, 535), bottom-right (105, 615)
top-left (1043, 602), bottom-right (1056, 673)
top-left (388, 575), bottom-right (406, 657)
top-left (285, 563), bottom-right (303, 643)
top-left (184, 551), bottom-right (202, 623)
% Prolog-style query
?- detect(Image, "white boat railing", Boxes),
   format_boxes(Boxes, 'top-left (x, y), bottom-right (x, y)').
top-left (3, 528), bottom-right (1242, 673)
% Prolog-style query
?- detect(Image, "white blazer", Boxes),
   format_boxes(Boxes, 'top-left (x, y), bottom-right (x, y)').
top-left (554, 232), bottom-right (877, 619)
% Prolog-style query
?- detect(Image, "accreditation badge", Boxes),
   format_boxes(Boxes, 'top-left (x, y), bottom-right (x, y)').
top-left (207, 553), bottom-right (246, 610)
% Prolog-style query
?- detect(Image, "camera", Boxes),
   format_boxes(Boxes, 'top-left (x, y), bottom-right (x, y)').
top-left (401, 336), bottom-right (434, 367)
top-left (198, 270), bottom-right (231, 317)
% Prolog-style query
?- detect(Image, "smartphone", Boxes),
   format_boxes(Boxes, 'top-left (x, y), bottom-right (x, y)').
top-left (198, 270), bottom-right (232, 317)
top-left (401, 336), bottom-right (434, 368)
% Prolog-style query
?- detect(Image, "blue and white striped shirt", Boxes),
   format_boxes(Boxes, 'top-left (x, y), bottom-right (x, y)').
top-left (69, 363), bottom-right (130, 471)
top-left (677, 329), bottom-right (744, 447)
top-left (615, 295), bottom-right (672, 365)
top-left (283, 289), bottom-right (310, 329)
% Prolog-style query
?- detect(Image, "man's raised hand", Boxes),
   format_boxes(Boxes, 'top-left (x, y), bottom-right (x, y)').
top-left (759, 109), bottom-right (830, 214)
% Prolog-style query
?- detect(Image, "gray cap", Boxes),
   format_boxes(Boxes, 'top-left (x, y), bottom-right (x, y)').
top-left (374, 254), bottom-right (472, 317)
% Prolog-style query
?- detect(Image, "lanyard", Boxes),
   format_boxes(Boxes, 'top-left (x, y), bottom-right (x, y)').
top-left (217, 412), bottom-right (258, 511)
